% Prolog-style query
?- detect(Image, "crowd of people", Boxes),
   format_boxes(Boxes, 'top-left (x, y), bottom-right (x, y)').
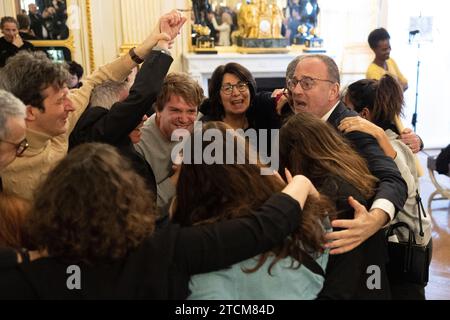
top-left (23, 1), bottom-right (68, 41)
top-left (192, 0), bottom-right (320, 46)
top-left (0, 8), bottom-right (438, 300)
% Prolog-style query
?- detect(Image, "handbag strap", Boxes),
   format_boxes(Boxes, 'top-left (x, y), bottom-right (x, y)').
top-left (415, 190), bottom-right (426, 237)
top-left (386, 222), bottom-right (416, 244)
top-left (394, 189), bottom-right (427, 239)
top-left (386, 222), bottom-right (415, 272)
top-left (300, 250), bottom-right (326, 278)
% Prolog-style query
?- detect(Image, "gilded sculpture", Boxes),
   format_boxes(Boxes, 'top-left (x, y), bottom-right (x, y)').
top-left (236, 0), bottom-right (285, 40)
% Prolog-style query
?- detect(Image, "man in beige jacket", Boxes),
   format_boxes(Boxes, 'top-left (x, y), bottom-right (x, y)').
top-left (0, 10), bottom-right (185, 200)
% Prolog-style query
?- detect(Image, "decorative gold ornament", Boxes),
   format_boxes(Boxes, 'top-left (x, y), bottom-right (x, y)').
top-left (193, 24), bottom-right (211, 37)
top-left (237, 0), bottom-right (285, 40)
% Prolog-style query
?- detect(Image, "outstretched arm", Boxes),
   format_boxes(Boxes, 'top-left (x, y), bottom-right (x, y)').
top-left (175, 175), bottom-right (319, 275)
top-left (339, 116), bottom-right (397, 159)
top-left (325, 113), bottom-right (407, 254)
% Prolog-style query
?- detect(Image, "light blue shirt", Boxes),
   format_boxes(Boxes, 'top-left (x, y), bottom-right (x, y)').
top-left (188, 252), bottom-right (328, 300)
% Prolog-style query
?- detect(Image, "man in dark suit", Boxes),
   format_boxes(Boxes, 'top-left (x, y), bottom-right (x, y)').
top-left (284, 54), bottom-right (408, 254)
top-left (28, 3), bottom-right (45, 39)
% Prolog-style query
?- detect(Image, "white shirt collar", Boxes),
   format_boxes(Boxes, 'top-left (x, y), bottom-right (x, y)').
top-left (321, 101), bottom-right (341, 122)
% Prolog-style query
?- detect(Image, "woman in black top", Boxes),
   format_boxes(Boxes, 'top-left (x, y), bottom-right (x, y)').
top-left (0, 143), bottom-right (316, 299)
top-left (200, 63), bottom-right (281, 157)
top-left (280, 112), bottom-right (391, 299)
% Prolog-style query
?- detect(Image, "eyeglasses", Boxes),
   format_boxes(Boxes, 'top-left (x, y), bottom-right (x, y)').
top-left (287, 76), bottom-right (334, 91)
top-left (221, 82), bottom-right (249, 95)
top-left (0, 138), bottom-right (29, 156)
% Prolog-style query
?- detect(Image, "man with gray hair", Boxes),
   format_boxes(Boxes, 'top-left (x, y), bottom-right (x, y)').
top-left (88, 80), bottom-right (130, 108)
top-left (0, 90), bottom-right (27, 177)
top-left (284, 54), bottom-right (408, 254)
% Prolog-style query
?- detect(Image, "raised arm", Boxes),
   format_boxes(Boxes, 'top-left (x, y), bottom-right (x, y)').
top-left (65, 10), bottom-right (186, 135)
top-left (74, 50), bottom-right (173, 145)
top-left (339, 116), bottom-right (417, 195)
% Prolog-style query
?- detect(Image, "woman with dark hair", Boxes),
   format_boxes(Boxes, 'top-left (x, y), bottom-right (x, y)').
top-left (0, 142), bottom-right (316, 299)
top-left (280, 112), bottom-right (391, 299)
top-left (340, 75), bottom-right (432, 300)
top-left (200, 63), bottom-right (283, 158)
top-left (172, 121), bottom-right (333, 300)
top-left (201, 62), bottom-right (281, 131)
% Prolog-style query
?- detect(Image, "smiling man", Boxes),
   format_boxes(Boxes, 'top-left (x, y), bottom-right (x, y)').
top-left (135, 72), bottom-right (204, 208)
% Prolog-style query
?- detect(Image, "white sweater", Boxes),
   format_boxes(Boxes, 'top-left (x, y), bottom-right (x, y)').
top-left (387, 129), bottom-right (432, 245)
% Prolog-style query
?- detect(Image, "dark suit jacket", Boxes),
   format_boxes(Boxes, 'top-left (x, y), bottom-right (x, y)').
top-left (327, 102), bottom-right (407, 213)
top-left (69, 50), bottom-right (173, 195)
top-left (316, 175), bottom-right (391, 300)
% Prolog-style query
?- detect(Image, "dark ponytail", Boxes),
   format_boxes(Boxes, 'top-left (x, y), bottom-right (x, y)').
top-left (372, 74), bottom-right (404, 125)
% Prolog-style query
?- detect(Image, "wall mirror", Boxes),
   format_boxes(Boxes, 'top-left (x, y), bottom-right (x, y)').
top-left (190, 0), bottom-right (320, 49)
top-left (15, 0), bottom-right (74, 61)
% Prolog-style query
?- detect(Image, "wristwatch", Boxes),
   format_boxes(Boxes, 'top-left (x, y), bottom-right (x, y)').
top-left (129, 47), bottom-right (144, 64)
top-left (152, 45), bottom-right (172, 57)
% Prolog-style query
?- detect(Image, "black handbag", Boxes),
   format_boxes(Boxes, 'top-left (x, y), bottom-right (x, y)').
top-left (386, 221), bottom-right (430, 286)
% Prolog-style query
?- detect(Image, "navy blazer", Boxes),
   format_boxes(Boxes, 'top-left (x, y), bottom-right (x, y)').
top-left (327, 102), bottom-right (407, 213)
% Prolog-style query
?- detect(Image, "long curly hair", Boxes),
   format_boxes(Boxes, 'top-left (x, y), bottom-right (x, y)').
top-left (26, 143), bottom-right (156, 264)
top-left (172, 121), bottom-right (333, 274)
top-left (280, 112), bottom-right (377, 200)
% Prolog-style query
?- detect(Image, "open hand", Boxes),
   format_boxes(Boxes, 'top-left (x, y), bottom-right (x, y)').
top-left (324, 197), bottom-right (384, 254)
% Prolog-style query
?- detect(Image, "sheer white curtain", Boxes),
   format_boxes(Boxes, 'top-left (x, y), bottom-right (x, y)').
top-left (0, 0), bottom-right (16, 18)
top-left (384, 0), bottom-right (450, 148)
top-left (119, 0), bottom-right (189, 72)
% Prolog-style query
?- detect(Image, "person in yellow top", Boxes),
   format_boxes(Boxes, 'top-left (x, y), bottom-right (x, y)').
top-left (366, 28), bottom-right (408, 92)
top-left (365, 27), bottom-right (424, 177)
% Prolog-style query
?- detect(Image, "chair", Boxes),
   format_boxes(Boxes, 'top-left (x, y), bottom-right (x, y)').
top-left (427, 156), bottom-right (450, 212)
